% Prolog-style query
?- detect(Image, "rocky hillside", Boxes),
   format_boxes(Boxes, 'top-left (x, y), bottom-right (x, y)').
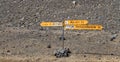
top-left (0, 0), bottom-right (120, 32)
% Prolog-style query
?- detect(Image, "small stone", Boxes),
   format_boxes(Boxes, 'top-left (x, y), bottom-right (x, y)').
top-left (7, 50), bottom-right (10, 53)
top-left (72, 1), bottom-right (77, 5)
top-left (111, 53), bottom-right (114, 55)
top-left (21, 25), bottom-right (25, 28)
top-left (110, 34), bottom-right (118, 41)
top-left (98, 58), bottom-right (101, 60)
top-left (25, 45), bottom-right (29, 48)
top-left (29, 23), bottom-right (33, 26)
top-left (2, 41), bottom-right (5, 42)
top-left (20, 17), bottom-right (24, 21)
top-left (84, 55), bottom-right (86, 57)
top-left (20, 0), bottom-right (25, 2)
top-left (39, 35), bottom-right (41, 37)
top-left (6, 23), bottom-right (13, 27)
top-left (97, 4), bottom-right (102, 8)
top-left (53, 15), bottom-right (56, 18)
top-left (13, 1), bottom-right (17, 3)
top-left (36, 12), bottom-right (39, 16)
top-left (12, 46), bottom-right (15, 48)
top-left (46, 34), bottom-right (48, 36)
top-left (67, 16), bottom-right (70, 19)
top-left (47, 44), bottom-right (51, 48)
top-left (7, 10), bottom-right (10, 13)
top-left (77, 34), bottom-right (80, 36)
top-left (1, 52), bottom-right (5, 55)
top-left (102, 42), bottom-right (105, 44)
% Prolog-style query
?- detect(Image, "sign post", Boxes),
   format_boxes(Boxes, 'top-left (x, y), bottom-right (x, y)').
top-left (46, 28), bottom-right (51, 48)
top-left (62, 27), bottom-right (64, 49)
top-left (40, 20), bottom-right (103, 58)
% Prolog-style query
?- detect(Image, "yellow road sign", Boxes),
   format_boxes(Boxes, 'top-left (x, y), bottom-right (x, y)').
top-left (64, 25), bottom-right (103, 30)
top-left (64, 20), bottom-right (88, 25)
top-left (40, 22), bottom-right (63, 27)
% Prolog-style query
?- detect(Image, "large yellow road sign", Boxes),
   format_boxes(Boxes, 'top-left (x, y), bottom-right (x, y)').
top-left (64, 20), bottom-right (88, 25)
top-left (64, 25), bottom-right (103, 30)
top-left (40, 22), bottom-right (63, 27)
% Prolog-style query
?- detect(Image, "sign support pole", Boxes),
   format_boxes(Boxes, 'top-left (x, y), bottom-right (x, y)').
top-left (46, 28), bottom-right (51, 48)
top-left (62, 24), bottom-right (65, 49)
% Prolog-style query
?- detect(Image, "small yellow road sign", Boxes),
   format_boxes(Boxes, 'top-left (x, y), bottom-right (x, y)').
top-left (40, 22), bottom-right (63, 27)
top-left (64, 20), bottom-right (88, 25)
top-left (64, 25), bottom-right (103, 30)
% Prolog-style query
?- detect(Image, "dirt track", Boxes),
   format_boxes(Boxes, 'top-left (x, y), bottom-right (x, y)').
top-left (1, 54), bottom-right (120, 62)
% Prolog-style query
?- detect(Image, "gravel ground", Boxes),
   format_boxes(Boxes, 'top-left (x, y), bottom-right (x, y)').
top-left (0, 0), bottom-right (120, 62)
